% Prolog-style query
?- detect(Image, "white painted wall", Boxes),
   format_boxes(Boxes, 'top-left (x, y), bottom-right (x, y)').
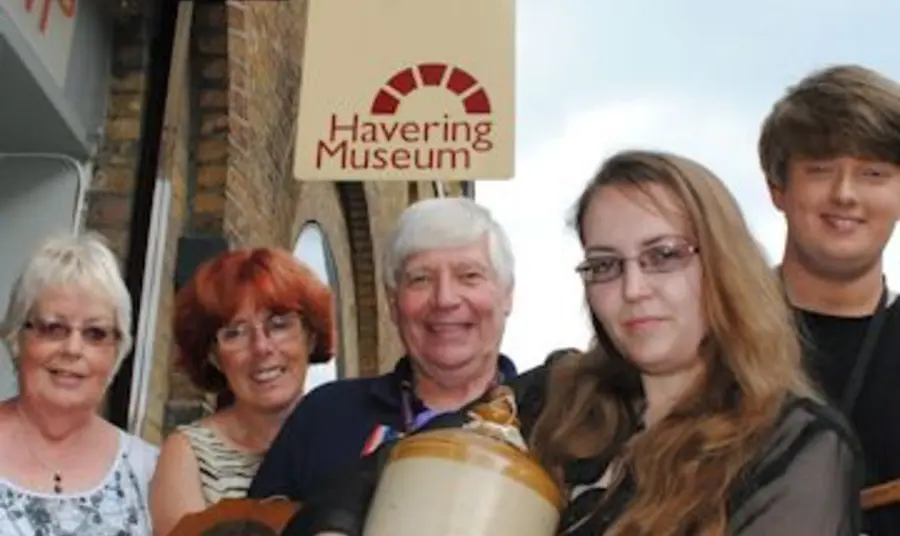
top-left (0, 156), bottom-right (82, 400)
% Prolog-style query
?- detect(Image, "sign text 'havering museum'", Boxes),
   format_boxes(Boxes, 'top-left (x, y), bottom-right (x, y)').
top-left (292, 0), bottom-right (514, 181)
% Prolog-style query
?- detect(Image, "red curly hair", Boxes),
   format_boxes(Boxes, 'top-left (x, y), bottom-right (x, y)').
top-left (174, 247), bottom-right (335, 393)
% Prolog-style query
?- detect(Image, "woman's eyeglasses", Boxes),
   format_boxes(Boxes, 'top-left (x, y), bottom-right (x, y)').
top-left (215, 311), bottom-right (304, 351)
top-left (575, 239), bottom-right (699, 284)
top-left (23, 318), bottom-right (121, 346)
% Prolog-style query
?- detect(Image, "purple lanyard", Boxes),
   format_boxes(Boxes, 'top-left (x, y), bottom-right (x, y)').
top-left (399, 372), bottom-right (503, 433)
top-left (400, 381), bottom-right (441, 433)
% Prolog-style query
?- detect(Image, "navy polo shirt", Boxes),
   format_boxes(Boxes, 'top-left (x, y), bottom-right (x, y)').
top-left (247, 354), bottom-right (518, 502)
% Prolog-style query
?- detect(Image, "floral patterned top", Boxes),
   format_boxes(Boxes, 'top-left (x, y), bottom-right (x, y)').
top-left (0, 430), bottom-right (159, 536)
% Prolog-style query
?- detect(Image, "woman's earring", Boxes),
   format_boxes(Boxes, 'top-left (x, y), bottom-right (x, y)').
top-left (209, 352), bottom-right (222, 371)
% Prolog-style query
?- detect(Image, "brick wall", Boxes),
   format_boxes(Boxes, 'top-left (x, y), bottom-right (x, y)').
top-left (86, 3), bottom-right (147, 263)
top-left (89, 0), bottom-right (471, 439)
top-left (223, 0), bottom-right (302, 246)
top-left (188, 3), bottom-right (230, 238)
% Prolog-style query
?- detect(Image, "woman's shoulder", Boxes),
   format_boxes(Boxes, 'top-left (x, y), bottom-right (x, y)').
top-left (170, 413), bottom-right (260, 465)
top-left (174, 414), bottom-right (248, 456)
top-left (509, 348), bottom-right (584, 428)
top-left (727, 396), bottom-right (863, 523)
top-left (510, 348), bottom-right (583, 393)
top-left (768, 396), bottom-right (859, 451)
top-left (746, 395), bottom-right (862, 483)
top-left (175, 415), bottom-right (218, 441)
top-left (122, 431), bottom-right (160, 460)
top-left (111, 426), bottom-right (161, 489)
top-left (96, 416), bottom-right (158, 458)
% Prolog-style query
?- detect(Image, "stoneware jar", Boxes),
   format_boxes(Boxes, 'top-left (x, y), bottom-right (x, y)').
top-left (362, 428), bottom-right (564, 536)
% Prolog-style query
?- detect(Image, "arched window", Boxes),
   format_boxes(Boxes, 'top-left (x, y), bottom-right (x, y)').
top-left (293, 221), bottom-right (344, 391)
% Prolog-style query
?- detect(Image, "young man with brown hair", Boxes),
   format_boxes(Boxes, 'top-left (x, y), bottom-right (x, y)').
top-left (760, 64), bottom-right (900, 535)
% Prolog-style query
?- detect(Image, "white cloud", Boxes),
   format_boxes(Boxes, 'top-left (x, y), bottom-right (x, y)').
top-left (478, 95), bottom-right (900, 371)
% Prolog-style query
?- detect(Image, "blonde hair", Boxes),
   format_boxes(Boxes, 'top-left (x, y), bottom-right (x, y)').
top-left (0, 232), bottom-right (133, 377)
top-left (531, 150), bottom-right (817, 535)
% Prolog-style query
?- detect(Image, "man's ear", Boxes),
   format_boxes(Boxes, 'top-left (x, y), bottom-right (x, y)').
top-left (501, 282), bottom-right (514, 317)
top-left (768, 179), bottom-right (786, 213)
top-left (306, 329), bottom-right (318, 356)
top-left (387, 287), bottom-right (400, 325)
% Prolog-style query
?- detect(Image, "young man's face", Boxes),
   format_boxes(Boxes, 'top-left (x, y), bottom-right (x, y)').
top-left (770, 155), bottom-right (900, 278)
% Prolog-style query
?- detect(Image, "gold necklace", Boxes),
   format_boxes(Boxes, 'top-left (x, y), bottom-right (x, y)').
top-left (16, 407), bottom-right (72, 494)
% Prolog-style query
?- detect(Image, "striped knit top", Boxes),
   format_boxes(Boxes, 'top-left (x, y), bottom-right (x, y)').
top-left (178, 423), bottom-right (264, 505)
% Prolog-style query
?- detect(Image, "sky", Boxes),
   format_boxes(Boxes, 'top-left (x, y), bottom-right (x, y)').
top-left (293, 223), bottom-right (342, 389)
top-left (475, 0), bottom-right (900, 371)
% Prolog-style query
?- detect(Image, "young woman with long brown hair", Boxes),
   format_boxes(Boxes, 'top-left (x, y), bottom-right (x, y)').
top-left (523, 149), bottom-right (862, 535)
top-left (276, 150), bottom-right (863, 536)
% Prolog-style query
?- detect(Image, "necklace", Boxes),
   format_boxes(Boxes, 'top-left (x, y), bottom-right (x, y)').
top-left (16, 406), bottom-right (68, 494)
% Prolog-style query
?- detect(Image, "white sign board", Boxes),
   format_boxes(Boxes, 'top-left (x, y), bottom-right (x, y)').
top-left (292, 0), bottom-right (515, 181)
top-left (0, 0), bottom-right (78, 88)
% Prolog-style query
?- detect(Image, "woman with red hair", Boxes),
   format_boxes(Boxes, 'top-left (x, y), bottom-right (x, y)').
top-left (148, 247), bottom-right (335, 536)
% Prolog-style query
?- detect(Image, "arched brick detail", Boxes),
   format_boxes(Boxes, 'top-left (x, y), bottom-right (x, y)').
top-left (337, 182), bottom-right (381, 377)
top-left (289, 182), bottom-right (360, 379)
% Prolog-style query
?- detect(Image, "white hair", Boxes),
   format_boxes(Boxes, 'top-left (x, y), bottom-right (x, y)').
top-left (383, 197), bottom-right (515, 290)
top-left (0, 232), bottom-right (134, 377)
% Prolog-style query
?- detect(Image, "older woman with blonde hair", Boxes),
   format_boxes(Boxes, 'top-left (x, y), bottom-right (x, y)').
top-left (0, 233), bottom-right (158, 535)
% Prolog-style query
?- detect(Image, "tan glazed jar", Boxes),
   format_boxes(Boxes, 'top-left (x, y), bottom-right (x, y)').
top-left (362, 428), bottom-right (564, 536)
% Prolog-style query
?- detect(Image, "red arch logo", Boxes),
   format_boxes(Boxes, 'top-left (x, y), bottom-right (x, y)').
top-left (370, 63), bottom-right (492, 116)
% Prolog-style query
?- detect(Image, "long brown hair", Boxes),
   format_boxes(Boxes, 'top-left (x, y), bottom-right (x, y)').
top-left (530, 150), bottom-right (816, 535)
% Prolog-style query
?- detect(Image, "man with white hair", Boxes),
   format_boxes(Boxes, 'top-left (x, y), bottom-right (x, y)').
top-left (247, 196), bottom-right (517, 502)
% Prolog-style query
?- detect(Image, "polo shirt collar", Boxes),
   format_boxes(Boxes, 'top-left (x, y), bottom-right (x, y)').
top-left (369, 353), bottom-right (518, 408)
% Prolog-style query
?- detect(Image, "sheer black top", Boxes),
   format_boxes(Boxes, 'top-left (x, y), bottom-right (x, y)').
top-left (281, 363), bottom-right (864, 536)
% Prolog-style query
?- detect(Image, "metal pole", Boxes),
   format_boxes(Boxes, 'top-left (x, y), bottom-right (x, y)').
top-left (107, 0), bottom-right (180, 429)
